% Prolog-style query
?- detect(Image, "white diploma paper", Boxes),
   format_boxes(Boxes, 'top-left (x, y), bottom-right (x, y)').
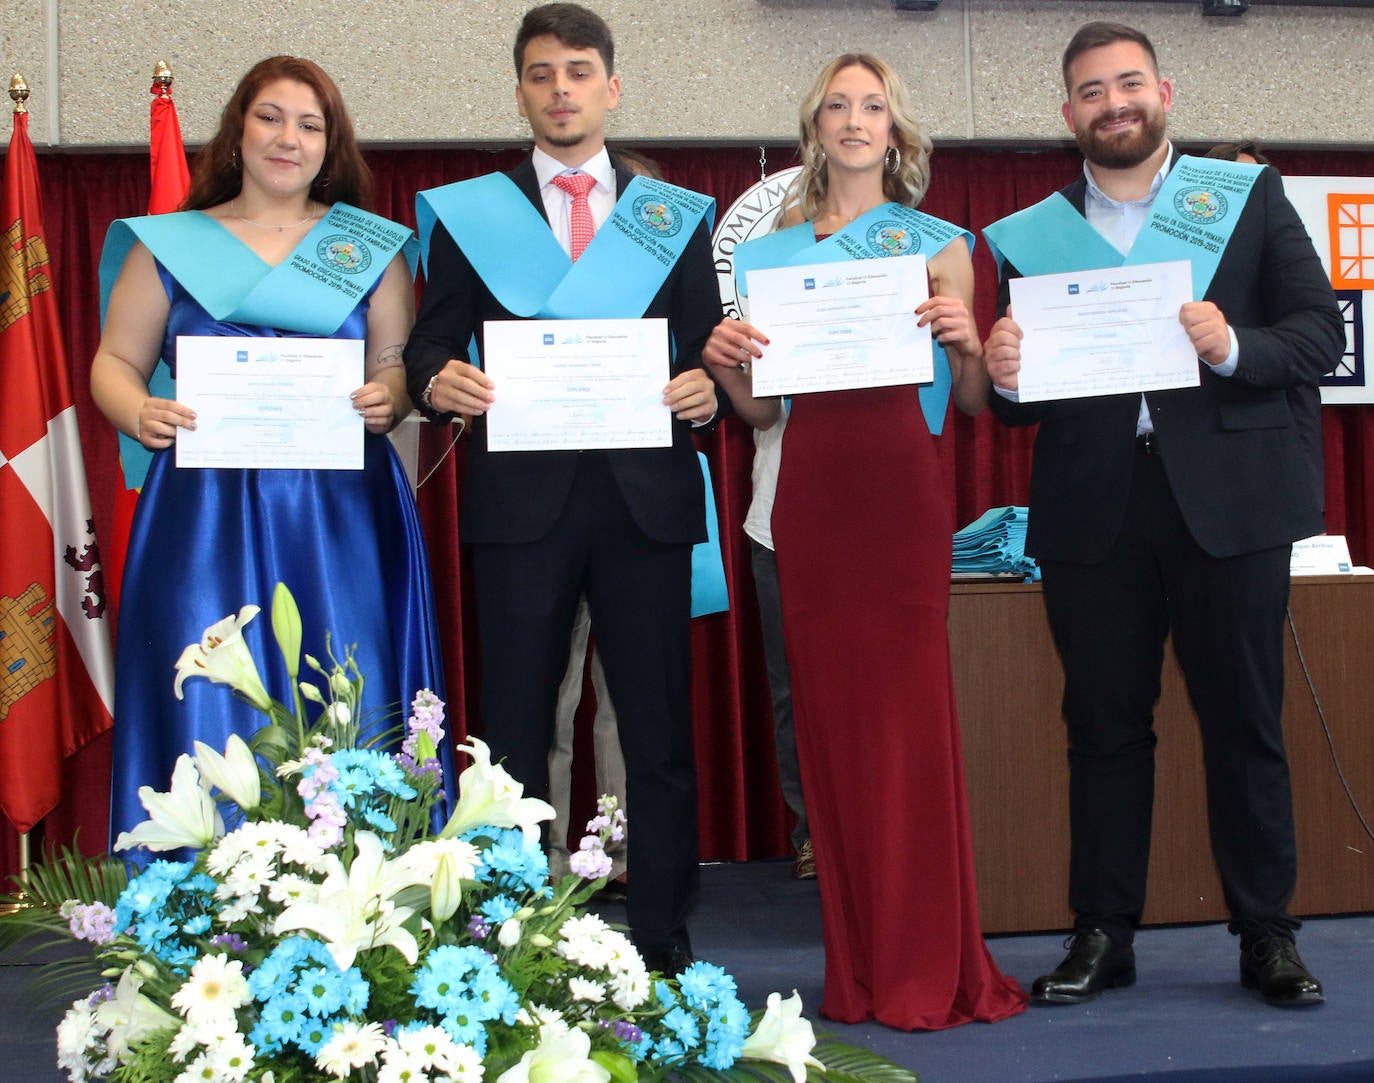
top-left (745, 256), bottom-right (932, 396)
top-left (1009, 260), bottom-right (1199, 403)
top-left (482, 319), bottom-right (672, 451)
top-left (174, 336), bottom-right (363, 470)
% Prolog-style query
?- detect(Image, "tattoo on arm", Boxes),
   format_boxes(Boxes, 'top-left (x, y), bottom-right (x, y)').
top-left (367, 345), bottom-right (406, 379)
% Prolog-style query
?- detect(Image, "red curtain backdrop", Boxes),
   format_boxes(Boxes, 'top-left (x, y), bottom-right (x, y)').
top-left (4, 144), bottom-right (1374, 882)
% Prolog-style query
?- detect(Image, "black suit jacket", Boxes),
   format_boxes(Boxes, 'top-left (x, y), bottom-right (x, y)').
top-left (991, 161), bottom-right (1343, 562)
top-left (404, 156), bottom-right (723, 546)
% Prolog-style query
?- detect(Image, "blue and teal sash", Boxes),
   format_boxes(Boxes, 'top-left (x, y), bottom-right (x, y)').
top-left (983, 155), bottom-right (1263, 300)
top-left (731, 203), bottom-right (973, 435)
top-left (100, 204), bottom-right (417, 488)
top-left (416, 173), bottom-right (715, 324)
top-left (691, 452), bottom-right (728, 617)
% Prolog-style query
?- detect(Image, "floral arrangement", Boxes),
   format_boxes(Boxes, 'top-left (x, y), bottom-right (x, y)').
top-left (0, 585), bottom-right (916, 1083)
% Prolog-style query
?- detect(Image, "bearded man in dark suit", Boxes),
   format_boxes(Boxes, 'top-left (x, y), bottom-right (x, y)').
top-left (983, 21), bottom-right (1342, 1008)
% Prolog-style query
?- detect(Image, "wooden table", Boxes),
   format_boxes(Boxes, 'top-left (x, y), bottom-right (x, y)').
top-left (949, 576), bottom-right (1374, 934)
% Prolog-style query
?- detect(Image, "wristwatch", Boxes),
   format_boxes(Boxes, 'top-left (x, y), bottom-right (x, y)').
top-left (420, 373), bottom-right (440, 412)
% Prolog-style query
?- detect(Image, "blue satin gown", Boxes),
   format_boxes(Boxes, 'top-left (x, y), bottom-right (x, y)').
top-left (110, 264), bottom-right (451, 844)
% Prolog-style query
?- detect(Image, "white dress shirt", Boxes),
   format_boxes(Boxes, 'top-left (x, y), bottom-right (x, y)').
top-left (531, 145), bottom-right (617, 258)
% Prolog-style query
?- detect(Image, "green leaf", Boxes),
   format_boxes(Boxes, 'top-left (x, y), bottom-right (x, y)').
top-left (0, 842), bottom-right (129, 1009)
top-left (592, 1049), bottom-right (641, 1083)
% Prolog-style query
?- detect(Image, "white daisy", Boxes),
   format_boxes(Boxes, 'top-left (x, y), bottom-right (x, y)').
top-left (396, 1025), bottom-right (464, 1072)
top-left (170, 955), bottom-right (251, 1025)
top-left (567, 977), bottom-right (606, 1004)
top-left (315, 1021), bottom-right (388, 1078)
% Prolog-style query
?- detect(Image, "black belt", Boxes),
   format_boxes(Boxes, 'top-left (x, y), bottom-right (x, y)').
top-left (1137, 432), bottom-right (1159, 455)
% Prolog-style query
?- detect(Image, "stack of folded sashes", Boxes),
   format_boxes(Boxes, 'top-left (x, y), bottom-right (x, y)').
top-left (952, 506), bottom-right (1040, 581)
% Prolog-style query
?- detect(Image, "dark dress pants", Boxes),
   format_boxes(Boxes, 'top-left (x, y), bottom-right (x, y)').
top-left (471, 451), bottom-right (699, 959)
top-left (1039, 440), bottom-right (1300, 945)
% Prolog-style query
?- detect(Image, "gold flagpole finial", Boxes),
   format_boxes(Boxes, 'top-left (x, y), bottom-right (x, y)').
top-left (152, 60), bottom-right (173, 98)
top-left (10, 72), bottom-right (30, 114)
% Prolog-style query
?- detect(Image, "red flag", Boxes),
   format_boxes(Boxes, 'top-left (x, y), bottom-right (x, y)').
top-left (0, 99), bottom-right (115, 834)
top-left (147, 66), bottom-right (190, 215)
top-left (107, 66), bottom-right (191, 609)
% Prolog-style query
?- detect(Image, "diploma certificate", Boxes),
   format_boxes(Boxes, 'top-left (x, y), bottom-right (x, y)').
top-left (745, 256), bottom-right (931, 396)
top-left (1009, 260), bottom-right (1199, 403)
top-left (482, 319), bottom-right (672, 451)
top-left (174, 336), bottom-right (363, 470)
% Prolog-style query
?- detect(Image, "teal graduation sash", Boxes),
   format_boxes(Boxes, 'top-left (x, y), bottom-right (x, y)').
top-left (416, 172), bottom-right (715, 326)
top-left (100, 203), bottom-right (417, 488)
top-left (731, 203), bottom-right (973, 436)
top-left (982, 155), bottom-right (1263, 301)
top-left (691, 452), bottom-right (728, 617)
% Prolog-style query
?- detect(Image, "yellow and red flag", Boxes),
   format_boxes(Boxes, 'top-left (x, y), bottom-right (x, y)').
top-left (107, 63), bottom-right (191, 608)
top-left (0, 87), bottom-right (115, 834)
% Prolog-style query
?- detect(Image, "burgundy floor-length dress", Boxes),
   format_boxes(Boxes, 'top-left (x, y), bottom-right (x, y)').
top-left (771, 381), bottom-right (1027, 1030)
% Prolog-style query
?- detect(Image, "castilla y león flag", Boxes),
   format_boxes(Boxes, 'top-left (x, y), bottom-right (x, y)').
top-left (0, 104), bottom-right (114, 834)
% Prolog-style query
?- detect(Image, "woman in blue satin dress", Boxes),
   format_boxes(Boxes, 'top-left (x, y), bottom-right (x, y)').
top-left (91, 57), bottom-right (449, 842)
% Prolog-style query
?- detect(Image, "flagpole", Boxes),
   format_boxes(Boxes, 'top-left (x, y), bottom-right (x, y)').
top-left (0, 74), bottom-right (34, 916)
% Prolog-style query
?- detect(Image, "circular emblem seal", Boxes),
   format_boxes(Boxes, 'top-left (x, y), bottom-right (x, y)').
top-left (710, 166), bottom-right (803, 320)
top-left (866, 221), bottom-right (918, 258)
top-left (633, 195), bottom-right (683, 239)
top-left (316, 234), bottom-right (372, 274)
top-left (1173, 188), bottom-right (1228, 224)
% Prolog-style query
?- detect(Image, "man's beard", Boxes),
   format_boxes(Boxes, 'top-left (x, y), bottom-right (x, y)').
top-left (1076, 107), bottom-right (1166, 169)
top-left (545, 129), bottom-right (588, 149)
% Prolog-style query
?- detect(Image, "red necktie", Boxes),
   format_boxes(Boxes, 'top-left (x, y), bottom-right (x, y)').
top-left (553, 172), bottom-right (596, 261)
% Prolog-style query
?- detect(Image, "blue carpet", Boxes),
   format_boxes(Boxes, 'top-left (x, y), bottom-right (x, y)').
top-left (3, 860), bottom-right (1371, 1081)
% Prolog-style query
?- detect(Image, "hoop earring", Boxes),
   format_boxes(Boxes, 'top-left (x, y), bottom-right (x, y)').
top-left (885, 146), bottom-right (901, 175)
top-left (808, 144), bottom-right (826, 171)
top-left (316, 171), bottom-right (330, 190)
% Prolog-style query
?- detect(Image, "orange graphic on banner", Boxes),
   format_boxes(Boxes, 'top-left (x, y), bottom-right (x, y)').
top-left (0, 219), bottom-right (52, 333)
top-left (1328, 193), bottom-right (1374, 290)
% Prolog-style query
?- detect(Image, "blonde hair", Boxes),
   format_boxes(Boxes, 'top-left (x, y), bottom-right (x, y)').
top-left (778, 53), bottom-right (933, 226)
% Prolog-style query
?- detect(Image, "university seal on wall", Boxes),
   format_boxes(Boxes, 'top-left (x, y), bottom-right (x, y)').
top-left (711, 166), bottom-right (803, 320)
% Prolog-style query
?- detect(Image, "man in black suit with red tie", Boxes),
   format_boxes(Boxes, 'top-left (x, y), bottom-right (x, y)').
top-left (983, 22), bottom-right (1343, 1007)
top-left (403, 3), bottom-right (722, 976)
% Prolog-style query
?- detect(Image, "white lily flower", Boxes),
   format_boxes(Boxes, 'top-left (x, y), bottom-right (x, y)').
top-left (173, 606), bottom-right (272, 712)
top-left (94, 969), bottom-right (181, 1064)
top-left (739, 991), bottom-right (824, 1083)
top-left (496, 1025), bottom-right (610, 1083)
top-left (274, 831), bottom-right (427, 970)
top-left (397, 838), bottom-right (481, 922)
top-left (114, 755), bottom-right (224, 852)
top-left (441, 738), bottom-right (555, 843)
top-left (193, 734), bottom-right (262, 811)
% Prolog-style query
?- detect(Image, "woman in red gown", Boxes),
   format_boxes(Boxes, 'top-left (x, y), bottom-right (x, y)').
top-left (704, 54), bottom-right (1027, 1031)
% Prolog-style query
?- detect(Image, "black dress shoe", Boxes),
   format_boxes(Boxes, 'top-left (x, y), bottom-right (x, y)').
top-left (641, 945), bottom-right (695, 978)
top-left (1032, 928), bottom-right (1136, 1004)
top-left (1240, 937), bottom-right (1324, 1006)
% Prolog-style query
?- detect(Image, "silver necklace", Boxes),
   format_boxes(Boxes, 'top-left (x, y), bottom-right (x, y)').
top-left (232, 199), bottom-right (320, 232)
